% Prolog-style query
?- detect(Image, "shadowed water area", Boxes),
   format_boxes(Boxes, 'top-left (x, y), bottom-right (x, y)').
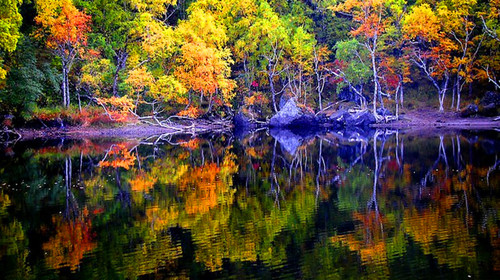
top-left (0, 129), bottom-right (499, 279)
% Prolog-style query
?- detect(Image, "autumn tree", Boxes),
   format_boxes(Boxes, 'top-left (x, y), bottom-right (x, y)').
top-left (35, 0), bottom-right (91, 107)
top-left (330, 39), bottom-right (372, 110)
top-left (439, 0), bottom-right (483, 111)
top-left (175, 5), bottom-right (236, 114)
top-left (76, 0), bottom-right (135, 96)
top-left (332, 0), bottom-right (405, 120)
top-left (478, 0), bottom-right (500, 90)
top-left (286, 26), bottom-right (316, 107)
top-left (236, 1), bottom-right (291, 113)
top-left (378, 1), bottom-right (409, 118)
top-left (313, 45), bottom-right (331, 111)
top-left (403, 3), bottom-right (455, 112)
top-left (0, 0), bottom-right (22, 80)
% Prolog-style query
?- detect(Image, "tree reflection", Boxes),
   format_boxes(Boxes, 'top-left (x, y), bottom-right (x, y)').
top-left (0, 131), bottom-right (499, 278)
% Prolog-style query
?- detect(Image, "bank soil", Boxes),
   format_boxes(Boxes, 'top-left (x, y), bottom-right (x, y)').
top-left (16, 118), bottom-right (233, 140)
top-left (8, 109), bottom-right (500, 140)
top-left (372, 109), bottom-right (500, 130)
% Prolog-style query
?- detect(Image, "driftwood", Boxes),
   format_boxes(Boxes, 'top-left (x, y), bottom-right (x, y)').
top-left (0, 126), bottom-right (22, 144)
top-left (134, 112), bottom-right (233, 135)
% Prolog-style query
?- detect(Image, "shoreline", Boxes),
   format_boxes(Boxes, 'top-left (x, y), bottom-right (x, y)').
top-left (7, 110), bottom-right (500, 140)
top-left (371, 110), bottom-right (500, 131)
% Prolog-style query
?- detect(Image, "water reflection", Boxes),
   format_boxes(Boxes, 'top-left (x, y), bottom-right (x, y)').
top-left (0, 129), bottom-right (499, 279)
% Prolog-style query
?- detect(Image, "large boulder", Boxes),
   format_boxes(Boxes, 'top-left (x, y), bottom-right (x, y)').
top-left (376, 107), bottom-right (392, 117)
top-left (269, 98), bottom-right (303, 127)
top-left (279, 94), bottom-right (291, 110)
top-left (460, 104), bottom-right (479, 117)
top-left (481, 91), bottom-right (500, 106)
top-left (233, 112), bottom-right (255, 129)
top-left (478, 91), bottom-right (500, 117)
top-left (289, 114), bottom-right (319, 128)
top-left (345, 110), bottom-right (376, 128)
top-left (233, 112), bottom-right (255, 139)
top-left (328, 109), bottom-right (349, 128)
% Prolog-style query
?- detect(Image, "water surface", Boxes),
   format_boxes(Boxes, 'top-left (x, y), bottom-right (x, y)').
top-left (0, 129), bottom-right (499, 279)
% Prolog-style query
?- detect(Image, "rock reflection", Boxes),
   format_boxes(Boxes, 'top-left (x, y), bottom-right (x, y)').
top-left (0, 130), bottom-right (498, 278)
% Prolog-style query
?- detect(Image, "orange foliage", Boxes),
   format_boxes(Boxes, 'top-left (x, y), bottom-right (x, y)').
top-left (96, 96), bottom-right (137, 123)
top-left (35, 0), bottom-right (91, 51)
top-left (334, 0), bottom-right (387, 39)
top-left (177, 106), bottom-right (203, 118)
top-left (243, 92), bottom-right (268, 107)
top-left (125, 66), bottom-right (154, 93)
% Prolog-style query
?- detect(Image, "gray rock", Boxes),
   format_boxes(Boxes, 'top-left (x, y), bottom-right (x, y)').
top-left (289, 114), bottom-right (319, 128)
top-left (376, 108), bottom-right (392, 117)
top-left (269, 98), bottom-right (303, 127)
top-left (279, 95), bottom-right (291, 110)
top-left (345, 110), bottom-right (376, 127)
top-left (233, 112), bottom-right (254, 129)
top-left (481, 91), bottom-right (500, 106)
top-left (460, 104), bottom-right (479, 117)
top-left (329, 109), bottom-right (349, 122)
top-left (233, 112), bottom-right (255, 139)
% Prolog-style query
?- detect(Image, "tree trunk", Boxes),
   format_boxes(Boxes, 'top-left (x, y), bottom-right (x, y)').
top-left (451, 81), bottom-right (455, 109)
top-left (112, 50), bottom-right (128, 96)
top-left (371, 49), bottom-right (378, 118)
top-left (269, 73), bottom-right (278, 113)
top-left (62, 68), bottom-right (67, 107)
top-left (395, 83), bottom-right (399, 119)
top-left (62, 62), bottom-right (70, 108)
top-left (318, 88), bottom-right (322, 111)
top-left (400, 81), bottom-right (404, 109)
top-left (207, 90), bottom-right (213, 113)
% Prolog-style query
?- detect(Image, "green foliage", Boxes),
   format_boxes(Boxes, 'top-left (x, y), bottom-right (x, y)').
top-left (334, 39), bottom-right (371, 92)
top-left (0, 0), bottom-right (498, 120)
top-left (0, 36), bottom-right (46, 117)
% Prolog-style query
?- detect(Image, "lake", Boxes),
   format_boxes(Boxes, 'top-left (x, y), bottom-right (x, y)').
top-left (0, 129), bottom-right (499, 279)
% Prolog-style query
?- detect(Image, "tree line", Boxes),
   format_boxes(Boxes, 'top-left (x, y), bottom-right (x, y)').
top-left (0, 0), bottom-right (499, 123)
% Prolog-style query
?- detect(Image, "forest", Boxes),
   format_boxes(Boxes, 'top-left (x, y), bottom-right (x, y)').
top-left (0, 0), bottom-right (499, 128)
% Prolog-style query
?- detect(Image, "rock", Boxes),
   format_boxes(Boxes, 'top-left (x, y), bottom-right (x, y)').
top-left (279, 94), bottom-right (291, 110)
top-left (329, 109), bottom-right (349, 122)
top-left (328, 109), bottom-right (350, 129)
top-left (233, 112), bottom-right (254, 129)
top-left (269, 98), bottom-right (303, 127)
top-left (460, 104), bottom-right (479, 118)
top-left (289, 114), bottom-right (319, 128)
top-left (345, 110), bottom-right (376, 128)
top-left (233, 113), bottom-right (253, 140)
top-left (376, 107), bottom-right (392, 117)
top-left (480, 91), bottom-right (500, 106)
top-left (477, 91), bottom-right (500, 117)
top-left (480, 103), bottom-right (499, 117)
